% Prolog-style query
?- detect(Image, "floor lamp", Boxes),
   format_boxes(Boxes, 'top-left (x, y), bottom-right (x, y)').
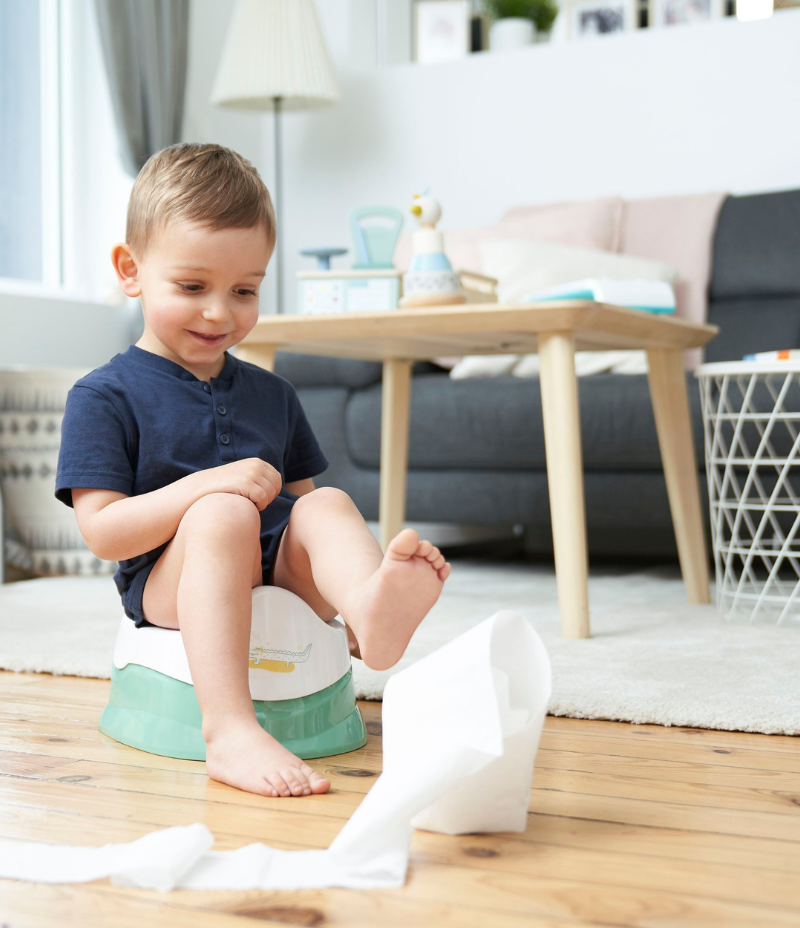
top-left (211, 0), bottom-right (340, 314)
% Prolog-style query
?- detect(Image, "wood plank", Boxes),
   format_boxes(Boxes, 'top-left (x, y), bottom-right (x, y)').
top-left (0, 723), bottom-right (381, 779)
top-left (0, 880), bottom-right (598, 928)
top-left (2, 785), bottom-right (800, 912)
top-left (528, 787), bottom-right (800, 841)
top-left (539, 736), bottom-right (800, 775)
top-left (5, 746), bottom-right (799, 873)
top-left (544, 715), bottom-right (800, 750)
top-left (2, 783), bottom-right (800, 928)
top-left (1, 670), bottom-right (799, 927)
top-left (536, 747), bottom-right (800, 791)
top-left (529, 766), bottom-right (800, 815)
top-left (5, 755), bottom-right (796, 844)
top-left (2, 857), bottom-right (799, 928)
top-left (5, 749), bottom-right (800, 869)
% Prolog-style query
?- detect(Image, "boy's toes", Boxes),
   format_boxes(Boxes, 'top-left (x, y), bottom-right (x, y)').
top-left (262, 778), bottom-right (280, 798)
top-left (424, 545), bottom-right (441, 563)
top-left (416, 539), bottom-right (433, 558)
top-left (386, 528), bottom-right (420, 561)
top-left (282, 769), bottom-right (310, 796)
top-left (267, 773), bottom-right (292, 797)
top-left (437, 562), bottom-right (451, 581)
top-left (301, 762), bottom-right (331, 793)
top-left (431, 553), bottom-right (446, 570)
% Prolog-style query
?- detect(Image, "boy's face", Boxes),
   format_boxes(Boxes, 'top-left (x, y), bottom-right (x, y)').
top-left (113, 220), bottom-right (273, 377)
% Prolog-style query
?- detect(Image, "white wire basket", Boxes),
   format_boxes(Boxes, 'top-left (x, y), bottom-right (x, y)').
top-left (695, 360), bottom-right (800, 626)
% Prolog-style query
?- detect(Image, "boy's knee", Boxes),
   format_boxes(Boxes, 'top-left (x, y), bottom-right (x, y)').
top-left (293, 486), bottom-right (352, 513)
top-left (181, 491), bottom-right (260, 537)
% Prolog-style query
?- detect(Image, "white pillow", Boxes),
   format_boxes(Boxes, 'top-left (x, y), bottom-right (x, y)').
top-left (445, 240), bottom-right (670, 380)
top-left (512, 351), bottom-right (648, 378)
top-left (449, 355), bottom-right (520, 380)
top-left (449, 350), bottom-right (649, 380)
top-left (479, 239), bottom-right (678, 303)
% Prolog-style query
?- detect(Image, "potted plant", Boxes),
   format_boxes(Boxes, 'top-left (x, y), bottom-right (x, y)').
top-left (483, 0), bottom-right (560, 49)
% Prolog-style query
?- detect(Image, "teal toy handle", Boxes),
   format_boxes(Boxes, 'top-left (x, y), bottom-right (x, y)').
top-left (348, 205), bottom-right (404, 270)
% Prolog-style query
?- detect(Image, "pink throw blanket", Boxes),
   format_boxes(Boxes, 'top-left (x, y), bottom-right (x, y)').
top-left (618, 191), bottom-right (729, 369)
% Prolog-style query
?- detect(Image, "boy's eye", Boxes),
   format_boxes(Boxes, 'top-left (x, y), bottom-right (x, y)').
top-left (176, 284), bottom-right (257, 297)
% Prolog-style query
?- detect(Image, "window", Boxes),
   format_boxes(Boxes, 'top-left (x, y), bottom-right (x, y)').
top-left (0, 0), bottom-right (133, 302)
top-left (0, 0), bottom-right (52, 284)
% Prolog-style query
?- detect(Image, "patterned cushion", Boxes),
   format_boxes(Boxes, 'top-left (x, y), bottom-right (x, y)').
top-left (0, 367), bottom-right (115, 579)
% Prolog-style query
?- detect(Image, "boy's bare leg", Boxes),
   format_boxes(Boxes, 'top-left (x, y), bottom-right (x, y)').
top-left (141, 492), bottom-right (330, 798)
top-left (271, 487), bottom-right (451, 671)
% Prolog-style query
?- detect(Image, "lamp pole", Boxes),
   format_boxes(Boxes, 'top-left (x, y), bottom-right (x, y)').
top-left (273, 95), bottom-right (283, 314)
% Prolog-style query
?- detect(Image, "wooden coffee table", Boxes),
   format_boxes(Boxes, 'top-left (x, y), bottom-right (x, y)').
top-left (237, 301), bottom-right (718, 639)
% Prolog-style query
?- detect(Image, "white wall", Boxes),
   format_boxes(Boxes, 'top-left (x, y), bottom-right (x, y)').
top-left (255, 10), bottom-right (800, 312)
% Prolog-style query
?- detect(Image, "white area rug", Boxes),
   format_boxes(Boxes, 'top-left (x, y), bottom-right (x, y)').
top-left (0, 561), bottom-right (797, 735)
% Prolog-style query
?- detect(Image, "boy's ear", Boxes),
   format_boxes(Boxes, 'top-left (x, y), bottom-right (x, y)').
top-left (111, 243), bottom-right (142, 298)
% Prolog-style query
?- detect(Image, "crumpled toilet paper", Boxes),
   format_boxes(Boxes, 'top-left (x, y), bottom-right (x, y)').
top-left (0, 609), bottom-right (551, 890)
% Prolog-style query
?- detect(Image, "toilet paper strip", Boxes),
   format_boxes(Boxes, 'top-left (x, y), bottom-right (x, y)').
top-left (0, 610), bottom-right (551, 891)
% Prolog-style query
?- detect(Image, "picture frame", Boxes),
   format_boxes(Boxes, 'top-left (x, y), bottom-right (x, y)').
top-left (567, 0), bottom-right (637, 36)
top-left (651, 0), bottom-right (724, 25)
top-left (413, 0), bottom-right (472, 63)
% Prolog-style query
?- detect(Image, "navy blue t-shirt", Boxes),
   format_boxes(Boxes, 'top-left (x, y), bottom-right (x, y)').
top-left (54, 344), bottom-right (328, 625)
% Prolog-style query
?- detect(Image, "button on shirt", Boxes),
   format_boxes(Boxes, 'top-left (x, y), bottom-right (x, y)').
top-left (54, 344), bottom-right (329, 617)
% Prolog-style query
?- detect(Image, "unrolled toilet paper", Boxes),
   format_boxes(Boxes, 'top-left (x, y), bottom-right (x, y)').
top-left (0, 610), bottom-right (551, 890)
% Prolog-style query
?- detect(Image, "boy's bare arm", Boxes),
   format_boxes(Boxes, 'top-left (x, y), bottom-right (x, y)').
top-left (72, 458), bottom-right (283, 562)
top-left (73, 474), bottom-right (211, 562)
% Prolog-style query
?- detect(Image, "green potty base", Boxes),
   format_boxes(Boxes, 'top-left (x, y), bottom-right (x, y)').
top-left (99, 662), bottom-right (367, 761)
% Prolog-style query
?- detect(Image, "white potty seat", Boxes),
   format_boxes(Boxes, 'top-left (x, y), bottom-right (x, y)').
top-left (99, 586), bottom-right (367, 760)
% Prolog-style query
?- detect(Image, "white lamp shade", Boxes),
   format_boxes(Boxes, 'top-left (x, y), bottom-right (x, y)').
top-left (211, 0), bottom-right (339, 112)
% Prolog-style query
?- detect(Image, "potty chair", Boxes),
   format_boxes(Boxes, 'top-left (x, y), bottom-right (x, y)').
top-left (99, 586), bottom-right (367, 760)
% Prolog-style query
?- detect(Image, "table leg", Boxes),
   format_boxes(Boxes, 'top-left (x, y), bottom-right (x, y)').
top-left (646, 348), bottom-right (711, 604)
top-left (538, 332), bottom-right (591, 639)
top-left (235, 343), bottom-right (276, 371)
top-left (379, 359), bottom-right (413, 552)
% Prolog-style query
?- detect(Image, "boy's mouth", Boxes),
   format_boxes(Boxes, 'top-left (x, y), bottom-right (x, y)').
top-left (189, 331), bottom-right (226, 346)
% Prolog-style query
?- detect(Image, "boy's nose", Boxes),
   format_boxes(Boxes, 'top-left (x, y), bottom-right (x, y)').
top-left (202, 299), bottom-right (233, 321)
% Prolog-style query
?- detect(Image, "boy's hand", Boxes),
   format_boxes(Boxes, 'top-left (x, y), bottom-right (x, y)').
top-left (197, 458), bottom-right (283, 511)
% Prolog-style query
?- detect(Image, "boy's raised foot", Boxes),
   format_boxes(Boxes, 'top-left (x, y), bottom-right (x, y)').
top-left (341, 528), bottom-right (451, 671)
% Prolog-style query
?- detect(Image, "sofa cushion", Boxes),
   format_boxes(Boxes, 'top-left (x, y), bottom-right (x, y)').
top-left (618, 191), bottom-right (728, 369)
top-left (478, 239), bottom-right (677, 303)
top-left (274, 353), bottom-right (443, 390)
top-left (498, 196), bottom-right (624, 250)
top-left (345, 372), bottom-right (706, 473)
top-left (705, 296), bottom-right (800, 362)
top-left (274, 353), bottom-right (382, 390)
top-left (392, 196), bottom-right (623, 273)
top-left (711, 189), bottom-right (800, 300)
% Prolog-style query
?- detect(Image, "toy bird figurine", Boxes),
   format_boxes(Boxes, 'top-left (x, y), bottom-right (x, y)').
top-left (399, 191), bottom-right (466, 308)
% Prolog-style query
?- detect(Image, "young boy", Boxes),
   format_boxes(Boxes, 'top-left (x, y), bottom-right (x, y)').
top-left (54, 142), bottom-right (450, 799)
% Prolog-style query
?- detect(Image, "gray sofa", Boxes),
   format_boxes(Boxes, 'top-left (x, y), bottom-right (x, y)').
top-left (274, 189), bottom-right (800, 559)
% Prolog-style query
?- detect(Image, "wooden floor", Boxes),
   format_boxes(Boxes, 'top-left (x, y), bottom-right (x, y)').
top-left (0, 670), bottom-right (798, 927)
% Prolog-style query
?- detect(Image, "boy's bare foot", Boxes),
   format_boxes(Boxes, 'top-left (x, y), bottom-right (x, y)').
top-left (204, 718), bottom-right (331, 797)
top-left (341, 528), bottom-right (450, 671)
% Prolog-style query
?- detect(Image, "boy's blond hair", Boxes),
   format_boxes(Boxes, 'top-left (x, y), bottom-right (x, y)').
top-left (126, 142), bottom-right (276, 261)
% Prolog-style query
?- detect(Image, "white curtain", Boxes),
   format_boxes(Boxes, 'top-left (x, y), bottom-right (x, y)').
top-left (93, 0), bottom-right (190, 178)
